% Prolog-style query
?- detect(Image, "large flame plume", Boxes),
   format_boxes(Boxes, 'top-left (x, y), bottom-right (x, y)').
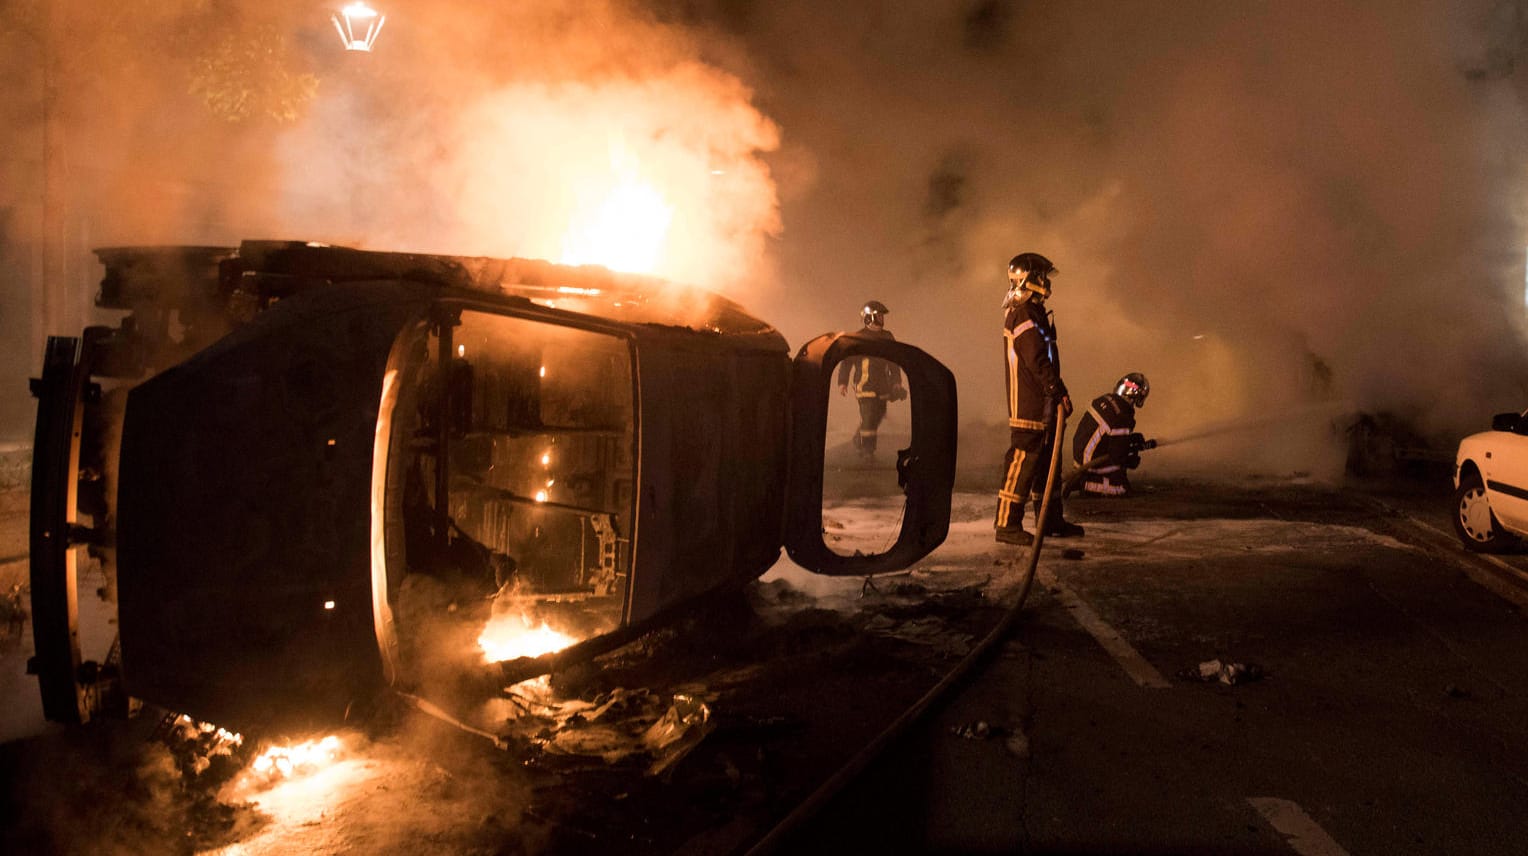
top-left (268, 7), bottom-right (782, 292)
top-left (558, 135), bottom-right (676, 274)
top-left (430, 72), bottom-right (779, 286)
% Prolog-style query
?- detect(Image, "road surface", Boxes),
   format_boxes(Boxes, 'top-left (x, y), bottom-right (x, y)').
top-left (794, 475), bottom-right (1528, 855)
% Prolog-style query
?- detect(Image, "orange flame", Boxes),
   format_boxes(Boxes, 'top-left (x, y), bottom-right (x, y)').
top-left (373, 72), bottom-right (781, 290)
top-left (559, 137), bottom-right (675, 274)
top-left (250, 735), bottom-right (344, 780)
top-left (478, 612), bottom-right (577, 663)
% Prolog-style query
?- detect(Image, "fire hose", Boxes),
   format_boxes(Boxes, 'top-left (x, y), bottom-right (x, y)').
top-left (747, 401), bottom-right (1075, 854)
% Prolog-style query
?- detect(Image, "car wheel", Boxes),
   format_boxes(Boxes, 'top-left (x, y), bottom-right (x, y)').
top-left (1454, 474), bottom-right (1517, 553)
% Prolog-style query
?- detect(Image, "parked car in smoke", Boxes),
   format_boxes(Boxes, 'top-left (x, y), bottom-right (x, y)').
top-left (29, 241), bottom-right (957, 737)
top-left (1452, 410), bottom-right (1528, 552)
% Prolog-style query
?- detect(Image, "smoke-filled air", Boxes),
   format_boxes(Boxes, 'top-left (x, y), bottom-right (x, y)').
top-left (707, 0), bottom-right (1528, 479)
top-left (5, 0), bottom-right (1528, 476)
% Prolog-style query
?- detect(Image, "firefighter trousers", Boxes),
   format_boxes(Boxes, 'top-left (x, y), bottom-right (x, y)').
top-left (995, 427), bottom-right (1061, 531)
top-left (854, 397), bottom-right (888, 455)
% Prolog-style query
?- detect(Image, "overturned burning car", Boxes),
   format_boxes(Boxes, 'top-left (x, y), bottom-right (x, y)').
top-left (29, 242), bottom-right (956, 737)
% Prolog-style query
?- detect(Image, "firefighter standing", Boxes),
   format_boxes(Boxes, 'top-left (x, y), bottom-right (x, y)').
top-left (995, 253), bottom-right (1084, 545)
top-left (1072, 373), bottom-right (1151, 497)
top-left (837, 300), bottom-right (906, 459)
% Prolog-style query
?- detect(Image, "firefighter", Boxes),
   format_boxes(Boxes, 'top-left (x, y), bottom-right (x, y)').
top-left (837, 300), bottom-right (907, 459)
top-left (1072, 372), bottom-right (1150, 497)
top-left (995, 253), bottom-right (1084, 545)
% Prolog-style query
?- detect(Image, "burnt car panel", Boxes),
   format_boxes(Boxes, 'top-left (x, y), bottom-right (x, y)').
top-left (627, 341), bottom-right (791, 621)
top-left (117, 282), bottom-right (425, 732)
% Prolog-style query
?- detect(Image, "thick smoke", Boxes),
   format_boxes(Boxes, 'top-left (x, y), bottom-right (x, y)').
top-left (5, 0), bottom-right (1528, 475)
top-left (0, 0), bottom-right (782, 437)
top-left (685, 0), bottom-right (1528, 478)
top-left (266, 2), bottom-right (781, 288)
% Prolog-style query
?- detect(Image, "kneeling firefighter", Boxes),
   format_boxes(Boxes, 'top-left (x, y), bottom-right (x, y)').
top-left (994, 253), bottom-right (1084, 545)
top-left (837, 300), bottom-right (906, 458)
top-left (1072, 372), bottom-right (1153, 496)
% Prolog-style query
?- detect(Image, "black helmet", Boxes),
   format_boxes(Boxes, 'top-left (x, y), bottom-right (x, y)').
top-left (862, 300), bottom-right (889, 327)
top-left (1006, 253), bottom-right (1056, 302)
top-left (1115, 372), bottom-right (1149, 408)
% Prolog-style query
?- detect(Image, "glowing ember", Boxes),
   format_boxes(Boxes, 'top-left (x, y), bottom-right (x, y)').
top-left (478, 613), bottom-right (577, 663)
top-left (178, 714), bottom-right (245, 748)
top-left (250, 735), bottom-right (344, 780)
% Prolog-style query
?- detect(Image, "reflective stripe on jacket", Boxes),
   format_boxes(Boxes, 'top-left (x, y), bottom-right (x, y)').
top-left (837, 327), bottom-right (902, 398)
top-left (1004, 302), bottom-right (1066, 430)
top-left (1072, 392), bottom-right (1136, 469)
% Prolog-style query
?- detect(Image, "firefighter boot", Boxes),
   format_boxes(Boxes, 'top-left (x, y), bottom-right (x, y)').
top-left (994, 525), bottom-right (1033, 546)
top-left (1035, 499), bottom-right (1085, 538)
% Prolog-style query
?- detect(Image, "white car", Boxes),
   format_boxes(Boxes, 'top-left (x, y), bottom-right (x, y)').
top-left (1453, 410), bottom-right (1528, 551)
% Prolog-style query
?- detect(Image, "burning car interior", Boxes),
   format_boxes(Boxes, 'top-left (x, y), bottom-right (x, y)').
top-left (28, 240), bottom-right (957, 743)
top-left (385, 306), bottom-right (640, 708)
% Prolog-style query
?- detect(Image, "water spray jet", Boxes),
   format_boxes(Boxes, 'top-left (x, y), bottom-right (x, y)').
top-left (1147, 401), bottom-right (1358, 450)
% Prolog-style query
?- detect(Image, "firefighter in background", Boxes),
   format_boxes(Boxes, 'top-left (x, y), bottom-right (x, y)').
top-left (837, 300), bottom-right (907, 459)
top-left (995, 253), bottom-right (1085, 545)
top-left (1072, 372), bottom-right (1151, 497)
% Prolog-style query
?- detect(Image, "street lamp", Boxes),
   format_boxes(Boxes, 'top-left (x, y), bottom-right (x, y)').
top-left (332, 2), bottom-right (386, 52)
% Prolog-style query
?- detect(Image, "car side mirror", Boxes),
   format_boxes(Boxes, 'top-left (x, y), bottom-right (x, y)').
top-left (1492, 412), bottom-right (1520, 432)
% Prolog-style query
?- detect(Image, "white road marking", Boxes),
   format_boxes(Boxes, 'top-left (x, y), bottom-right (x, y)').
top-left (1407, 512), bottom-right (1528, 579)
top-left (1247, 797), bottom-right (1350, 856)
top-left (1396, 511), bottom-right (1528, 611)
top-left (1036, 566), bottom-right (1171, 689)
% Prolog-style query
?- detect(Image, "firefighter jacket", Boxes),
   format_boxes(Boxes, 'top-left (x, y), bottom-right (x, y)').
top-left (1003, 301), bottom-right (1067, 431)
top-left (1072, 392), bottom-right (1136, 473)
top-left (837, 327), bottom-right (904, 400)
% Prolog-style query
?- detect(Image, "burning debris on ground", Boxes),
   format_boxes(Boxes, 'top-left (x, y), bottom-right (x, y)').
top-left (0, 543), bottom-right (1019, 853)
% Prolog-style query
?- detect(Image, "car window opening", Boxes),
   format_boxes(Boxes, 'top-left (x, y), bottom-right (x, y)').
top-left (385, 309), bottom-right (636, 699)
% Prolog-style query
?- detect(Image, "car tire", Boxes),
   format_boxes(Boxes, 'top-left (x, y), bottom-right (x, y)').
top-left (1454, 473), bottom-right (1517, 553)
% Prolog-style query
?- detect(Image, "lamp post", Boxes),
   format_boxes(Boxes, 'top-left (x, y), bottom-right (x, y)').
top-left (331, 2), bottom-right (386, 52)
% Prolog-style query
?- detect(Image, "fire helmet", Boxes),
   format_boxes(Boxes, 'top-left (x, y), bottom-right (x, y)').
top-left (862, 300), bottom-right (889, 327)
top-left (1005, 253), bottom-right (1056, 306)
top-left (1115, 372), bottom-right (1149, 408)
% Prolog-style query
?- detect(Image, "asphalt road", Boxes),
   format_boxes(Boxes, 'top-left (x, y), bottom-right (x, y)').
top-left (790, 475), bottom-right (1528, 856)
top-left (10, 472), bottom-right (1528, 855)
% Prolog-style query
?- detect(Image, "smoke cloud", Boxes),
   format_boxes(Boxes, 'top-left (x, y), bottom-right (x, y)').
top-left (0, 0), bottom-right (782, 436)
top-left (5, 0), bottom-right (1528, 476)
top-left (688, 0), bottom-right (1528, 477)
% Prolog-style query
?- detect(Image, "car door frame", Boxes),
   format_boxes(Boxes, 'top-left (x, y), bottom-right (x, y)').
top-left (784, 332), bottom-right (958, 576)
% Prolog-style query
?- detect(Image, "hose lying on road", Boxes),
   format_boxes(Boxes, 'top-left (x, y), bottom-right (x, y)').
top-left (746, 402), bottom-right (1075, 854)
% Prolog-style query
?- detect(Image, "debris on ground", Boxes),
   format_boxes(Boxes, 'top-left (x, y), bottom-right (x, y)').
top-left (641, 694), bottom-right (714, 778)
top-left (864, 615), bottom-right (973, 657)
top-left (507, 684), bottom-right (718, 774)
top-left (951, 720), bottom-right (992, 740)
top-left (949, 719), bottom-right (1030, 758)
top-left (1005, 729), bottom-right (1030, 759)
top-left (1061, 549), bottom-right (1085, 560)
top-left (1178, 658), bottom-right (1264, 685)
